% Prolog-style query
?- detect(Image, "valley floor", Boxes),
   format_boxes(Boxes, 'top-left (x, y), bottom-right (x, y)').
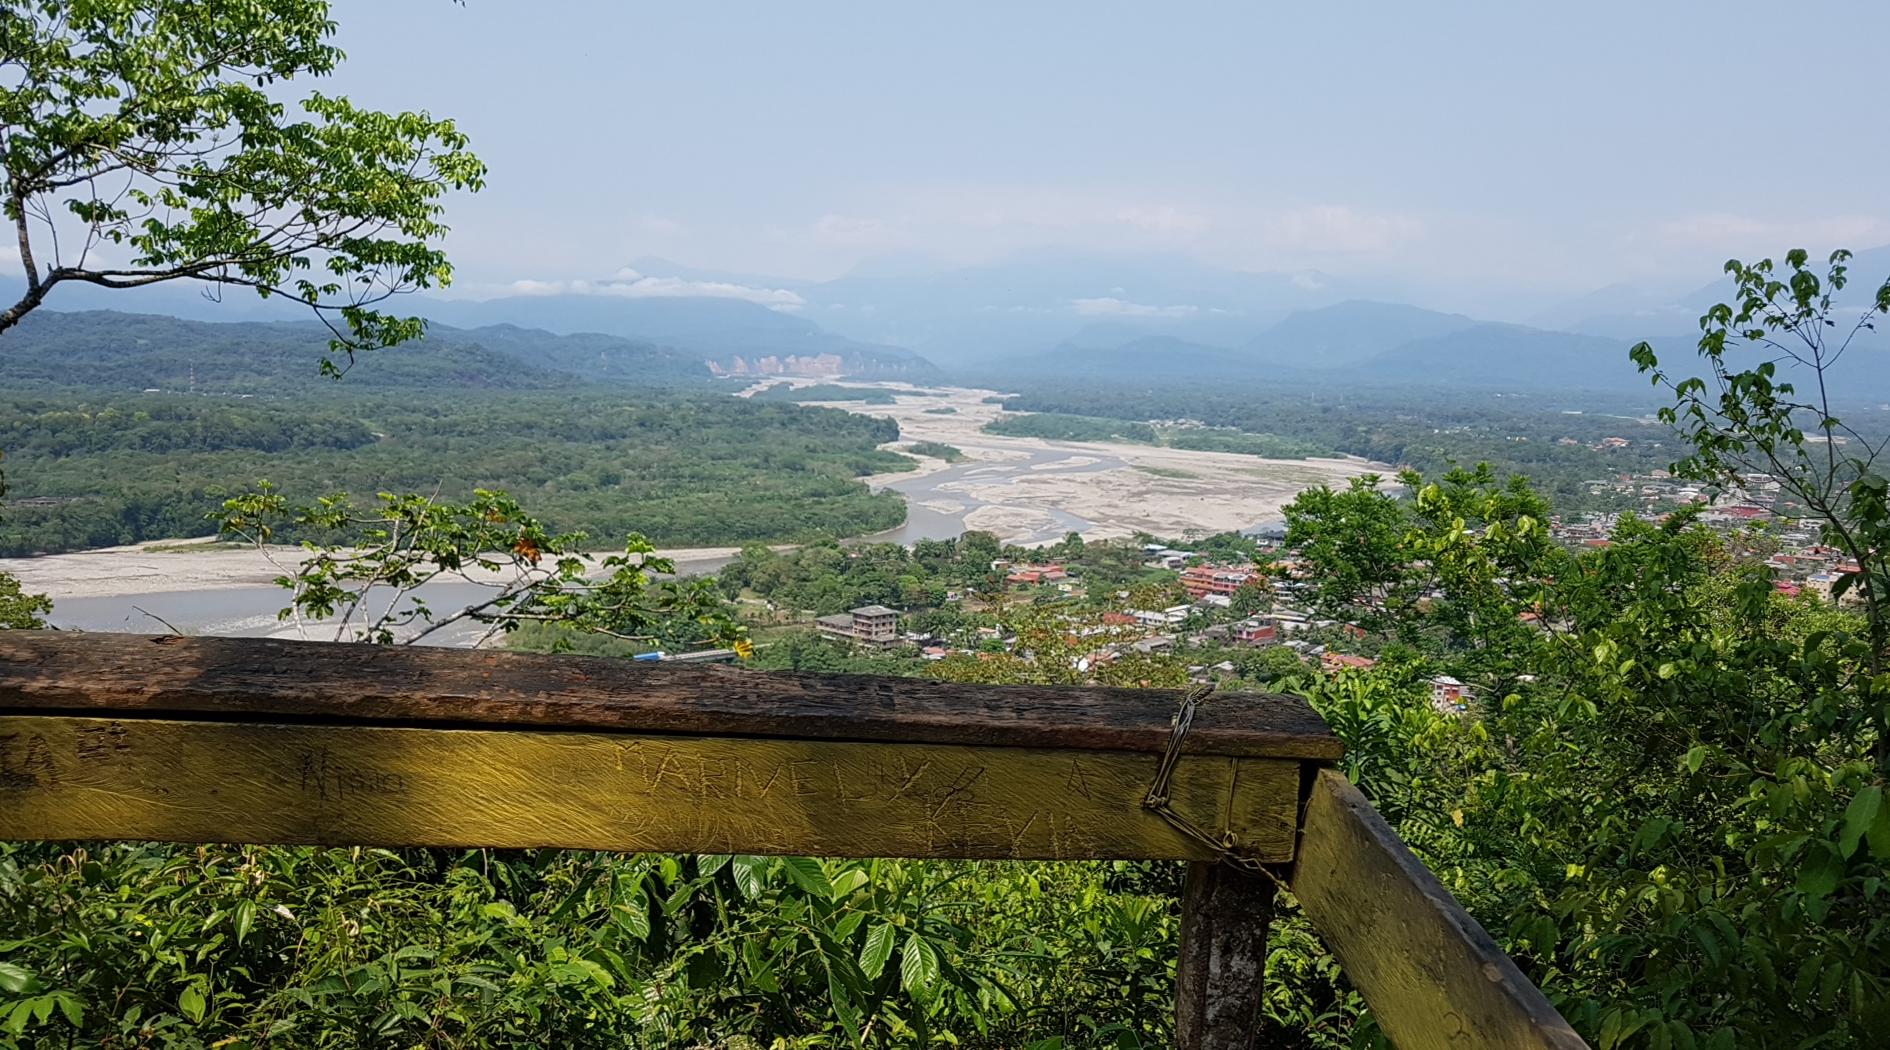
top-left (760, 380), bottom-right (1385, 544)
top-left (7, 381), bottom-right (1381, 638)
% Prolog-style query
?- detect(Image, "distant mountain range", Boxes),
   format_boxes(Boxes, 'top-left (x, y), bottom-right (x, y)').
top-left (1243, 300), bottom-right (1479, 368)
top-left (413, 293), bottom-right (936, 379)
top-left (6, 243), bottom-right (1888, 397)
top-left (1002, 301), bottom-right (1669, 391)
top-left (0, 310), bottom-right (713, 394)
top-left (1006, 294), bottom-right (1890, 399)
top-left (599, 249), bottom-right (1890, 396)
top-left (1533, 244), bottom-right (1890, 340)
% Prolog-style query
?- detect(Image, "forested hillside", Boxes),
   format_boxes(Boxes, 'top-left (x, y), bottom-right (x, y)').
top-left (0, 310), bottom-right (714, 392)
top-left (0, 310), bottom-right (932, 554)
top-left (0, 390), bottom-right (912, 555)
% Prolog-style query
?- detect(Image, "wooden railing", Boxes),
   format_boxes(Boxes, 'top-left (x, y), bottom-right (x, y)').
top-left (0, 632), bottom-right (1588, 1050)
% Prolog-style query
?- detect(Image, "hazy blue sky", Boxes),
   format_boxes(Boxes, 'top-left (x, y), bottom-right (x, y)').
top-left (301, 2), bottom-right (1890, 304)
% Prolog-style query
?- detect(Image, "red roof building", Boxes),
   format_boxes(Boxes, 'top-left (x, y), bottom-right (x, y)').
top-left (1180, 565), bottom-right (1259, 598)
top-left (1322, 652), bottom-right (1377, 672)
top-left (1233, 619), bottom-right (1278, 645)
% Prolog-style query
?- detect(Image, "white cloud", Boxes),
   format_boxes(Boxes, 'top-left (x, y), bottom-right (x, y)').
top-left (1651, 212), bottom-right (1890, 254)
top-left (503, 270), bottom-right (806, 309)
top-left (632, 213), bottom-right (686, 237)
top-left (1264, 205), bottom-right (1425, 255)
top-left (812, 214), bottom-right (894, 245)
top-left (1112, 205), bottom-right (1210, 236)
top-left (1070, 296), bottom-right (1199, 318)
top-left (771, 187), bottom-right (1433, 278)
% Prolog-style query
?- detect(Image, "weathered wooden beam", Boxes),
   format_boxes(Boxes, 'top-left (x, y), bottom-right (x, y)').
top-left (0, 632), bottom-right (1342, 760)
top-left (1175, 861), bottom-right (1275, 1050)
top-left (0, 716), bottom-right (1302, 861)
top-left (1292, 770), bottom-right (1589, 1050)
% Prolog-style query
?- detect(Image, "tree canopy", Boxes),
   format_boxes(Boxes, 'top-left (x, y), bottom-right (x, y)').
top-left (0, 0), bottom-right (484, 362)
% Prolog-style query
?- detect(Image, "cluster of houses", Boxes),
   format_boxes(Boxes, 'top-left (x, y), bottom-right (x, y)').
top-left (1580, 469), bottom-right (1786, 522)
top-left (808, 547), bottom-right (1474, 715)
top-left (1566, 469), bottom-right (1864, 603)
top-left (1002, 562), bottom-right (1070, 586)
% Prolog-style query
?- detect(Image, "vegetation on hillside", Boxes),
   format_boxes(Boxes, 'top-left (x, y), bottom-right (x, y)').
top-left (903, 441), bottom-right (966, 462)
top-left (984, 412), bottom-right (1329, 460)
top-left (0, 311), bottom-right (716, 393)
top-left (982, 412), bottom-right (1157, 443)
top-left (751, 383), bottom-right (898, 405)
top-left (0, 391), bottom-right (912, 555)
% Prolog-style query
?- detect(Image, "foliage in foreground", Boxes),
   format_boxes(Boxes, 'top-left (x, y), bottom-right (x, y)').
top-left (213, 483), bottom-right (742, 650)
top-left (0, 574), bottom-right (48, 631)
top-left (0, 846), bottom-right (1181, 1049)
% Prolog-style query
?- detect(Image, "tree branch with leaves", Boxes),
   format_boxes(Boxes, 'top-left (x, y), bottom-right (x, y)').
top-left (0, 0), bottom-right (485, 368)
top-left (1631, 248), bottom-right (1890, 768)
top-left (215, 482), bottom-right (748, 652)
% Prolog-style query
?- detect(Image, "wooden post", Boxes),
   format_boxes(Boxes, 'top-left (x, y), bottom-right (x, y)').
top-left (1175, 860), bottom-right (1274, 1050)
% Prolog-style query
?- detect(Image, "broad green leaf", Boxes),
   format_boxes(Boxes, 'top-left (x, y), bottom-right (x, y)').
top-left (901, 932), bottom-right (941, 997)
top-left (0, 962), bottom-right (37, 995)
top-left (827, 967), bottom-right (862, 1046)
top-left (1868, 802), bottom-right (1890, 861)
top-left (50, 992), bottom-right (81, 1026)
top-left (730, 855), bottom-right (768, 899)
top-left (1839, 785), bottom-right (1882, 858)
top-left (742, 938), bottom-right (780, 993)
top-left (612, 900), bottom-right (650, 941)
top-left (833, 911), bottom-right (867, 940)
top-left (781, 856), bottom-right (834, 899)
top-left (1, 1002), bottom-right (27, 1038)
top-left (178, 983), bottom-right (206, 1023)
top-left (232, 899), bottom-right (256, 944)
top-left (830, 866), bottom-right (870, 898)
top-left (1797, 845), bottom-right (1845, 898)
top-left (859, 922), bottom-right (896, 980)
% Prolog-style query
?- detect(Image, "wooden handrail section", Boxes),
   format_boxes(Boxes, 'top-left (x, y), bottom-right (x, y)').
top-left (1295, 770), bottom-right (1589, 1050)
top-left (0, 715), bottom-right (1301, 860)
top-left (0, 633), bottom-right (1343, 758)
top-left (0, 632), bottom-right (1587, 1049)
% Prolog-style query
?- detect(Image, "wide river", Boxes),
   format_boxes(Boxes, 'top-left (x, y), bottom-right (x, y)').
top-left (863, 443), bottom-right (1117, 546)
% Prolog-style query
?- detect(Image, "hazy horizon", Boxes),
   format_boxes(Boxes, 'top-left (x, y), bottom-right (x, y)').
top-left (267, 0), bottom-right (1890, 320)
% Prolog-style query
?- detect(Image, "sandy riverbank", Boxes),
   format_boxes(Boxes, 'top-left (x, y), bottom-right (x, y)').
top-left (779, 379), bottom-right (1384, 543)
top-left (0, 541), bottom-right (751, 601)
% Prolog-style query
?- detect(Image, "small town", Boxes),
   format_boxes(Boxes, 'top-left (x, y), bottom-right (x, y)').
top-left (735, 463), bottom-right (1861, 726)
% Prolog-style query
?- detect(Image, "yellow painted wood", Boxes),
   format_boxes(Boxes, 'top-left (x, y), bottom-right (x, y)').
top-left (1293, 770), bottom-right (1590, 1050)
top-left (0, 716), bottom-right (1300, 862)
